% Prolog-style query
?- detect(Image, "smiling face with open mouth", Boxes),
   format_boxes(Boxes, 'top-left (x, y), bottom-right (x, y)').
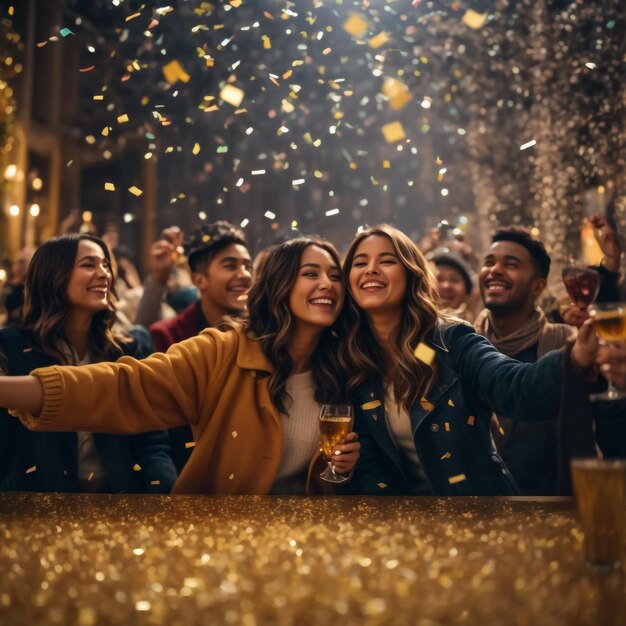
top-left (66, 239), bottom-right (113, 315)
top-left (348, 234), bottom-right (407, 317)
top-left (288, 245), bottom-right (343, 334)
top-left (479, 240), bottom-right (543, 314)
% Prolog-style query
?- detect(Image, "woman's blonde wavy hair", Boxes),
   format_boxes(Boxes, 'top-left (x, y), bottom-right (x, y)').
top-left (242, 237), bottom-right (346, 414)
top-left (339, 224), bottom-right (444, 412)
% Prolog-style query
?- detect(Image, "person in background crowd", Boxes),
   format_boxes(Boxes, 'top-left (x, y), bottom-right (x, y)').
top-left (1, 246), bottom-right (36, 327)
top-left (339, 224), bottom-right (600, 496)
top-left (560, 214), bottom-right (623, 327)
top-left (431, 251), bottom-right (476, 323)
top-left (133, 225), bottom-right (198, 328)
top-left (0, 238), bottom-right (359, 495)
top-left (146, 221), bottom-right (253, 472)
top-left (0, 234), bottom-right (177, 493)
top-left (473, 228), bottom-right (578, 495)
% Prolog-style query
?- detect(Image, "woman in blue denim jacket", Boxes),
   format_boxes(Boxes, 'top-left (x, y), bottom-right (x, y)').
top-left (339, 225), bottom-right (598, 495)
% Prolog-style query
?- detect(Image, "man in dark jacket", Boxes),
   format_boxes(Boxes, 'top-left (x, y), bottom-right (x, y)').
top-left (474, 228), bottom-right (596, 495)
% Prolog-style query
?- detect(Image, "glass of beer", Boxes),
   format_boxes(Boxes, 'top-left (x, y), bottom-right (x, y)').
top-left (319, 404), bottom-right (353, 483)
top-left (589, 302), bottom-right (626, 402)
top-left (571, 458), bottom-right (626, 570)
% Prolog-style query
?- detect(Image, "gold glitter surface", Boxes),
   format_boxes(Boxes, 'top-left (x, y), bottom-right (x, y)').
top-left (0, 495), bottom-right (624, 626)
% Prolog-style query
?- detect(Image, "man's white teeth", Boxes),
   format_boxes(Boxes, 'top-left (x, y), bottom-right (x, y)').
top-left (310, 298), bottom-right (333, 305)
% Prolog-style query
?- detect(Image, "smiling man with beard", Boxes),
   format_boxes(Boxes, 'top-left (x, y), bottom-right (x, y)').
top-left (474, 228), bottom-right (578, 495)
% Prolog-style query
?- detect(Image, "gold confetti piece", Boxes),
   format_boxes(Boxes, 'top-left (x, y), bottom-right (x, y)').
top-left (361, 400), bottom-right (382, 410)
top-left (343, 13), bottom-right (368, 38)
top-left (88, 472), bottom-right (94, 481)
top-left (150, 480), bottom-right (160, 485)
top-left (220, 84), bottom-right (244, 107)
top-left (444, 422), bottom-right (451, 432)
top-left (377, 482), bottom-right (388, 489)
top-left (162, 59), bottom-right (190, 84)
top-left (230, 0), bottom-right (242, 6)
top-left (184, 441), bottom-right (196, 449)
top-left (368, 32), bottom-right (390, 49)
top-left (322, 47), bottom-right (331, 55)
top-left (232, 431), bottom-right (238, 438)
top-left (467, 415), bottom-right (475, 426)
top-left (93, 95), bottom-right (104, 101)
top-left (101, 127), bottom-right (110, 136)
top-left (383, 160), bottom-right (391, 169)
top-left (448, 474), bottom-right (467, 484)
top-left (125, 12), bottom-right (141, 22)
top-left (192, 142), bottom-right (201, 155)
top-left (462, 9), bottom-right (488, 29)
top-left (79, 65), bottom-right (95, 73)
top-left (382, 121), bottom-right (406, 143)
top-left (382, 78), bottom-right (412, 111)
top-left (22, 348), bottom-right (32, 353)
top-left (117, 114), bottom-right (129, 123)
top-left (128, 186), bottom-right (143, 197)
top-left (132, 464), bottom-right (142, 471)
top-left (420, 397), bottom-right (434, 411)
top-left (414, 342), bottom-right (435, 365)
top-left (441, 452), bottom-right (452, 460)
top-left (228, 473), bottom-right (235, 480)
top-left (499, 426), bottom-right (505, 436)
top-left (25, 466), bottom-right (37, 474)
top-left (36, 41), bottom-right (48, 48)
top-left (104, 182), bottom-right (115, 191)
top-left (262, 35), bottom-right (272, 49)
top-left (448, 399), bottom-right (455, 407)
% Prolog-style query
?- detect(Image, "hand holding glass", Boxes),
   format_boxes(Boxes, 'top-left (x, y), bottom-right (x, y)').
top-left (589, 302), bottom-right (626, 402)
top-left (319, 404), bottom-right (354, 484)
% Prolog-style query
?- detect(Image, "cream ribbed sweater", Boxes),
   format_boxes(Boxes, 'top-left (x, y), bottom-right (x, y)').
top-left (271, 371), bottom-right (321, 494)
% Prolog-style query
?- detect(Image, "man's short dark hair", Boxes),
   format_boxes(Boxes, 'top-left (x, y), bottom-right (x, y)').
top-left (185, 221), bottom-right (248, 273)
top-left (491, 227), bottom-right (551, 278)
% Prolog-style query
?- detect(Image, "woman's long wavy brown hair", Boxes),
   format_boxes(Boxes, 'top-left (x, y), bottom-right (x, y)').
top-left (242, 237), bottom-right (347, 414)
top-left (21, 234), bottom-right (123, 364)
top-left (339, 224), bottom-right (444, 412)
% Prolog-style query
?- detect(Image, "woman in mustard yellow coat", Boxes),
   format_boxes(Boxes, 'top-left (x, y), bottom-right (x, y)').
top-left (0, 238), bottom-right (360, 494)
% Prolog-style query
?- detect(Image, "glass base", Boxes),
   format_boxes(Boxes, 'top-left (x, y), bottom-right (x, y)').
top-left (319, 466), bottom-right (351, 484)
top-left (589, 389), bottom-right (626, 402)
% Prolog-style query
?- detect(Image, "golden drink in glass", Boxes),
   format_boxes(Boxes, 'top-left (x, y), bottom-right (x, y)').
top-left (320, 416), bottom-right (352, 462)
top-left (571, 459), bottom-right (626, 570)
top-left (319, 404), bottom-right (353, 484)
top-left (589, 302), bottom-right (626, 402)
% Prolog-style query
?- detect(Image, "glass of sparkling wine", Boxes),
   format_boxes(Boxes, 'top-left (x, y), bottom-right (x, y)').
top-left (589, 302), bottom-right (626, 402)
top-left (319, 404), bottom-right (353, 483)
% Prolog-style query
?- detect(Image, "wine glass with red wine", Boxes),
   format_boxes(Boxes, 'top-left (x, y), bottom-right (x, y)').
top-left (562, 265), bottom-right (601, 307)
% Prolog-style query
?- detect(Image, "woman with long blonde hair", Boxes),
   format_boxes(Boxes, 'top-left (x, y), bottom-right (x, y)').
top-left (340, 224), bottom-right (598, 495)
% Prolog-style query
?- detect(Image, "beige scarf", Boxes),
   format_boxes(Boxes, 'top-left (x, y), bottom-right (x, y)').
top-left (474, 306), bottom-right (575, 358)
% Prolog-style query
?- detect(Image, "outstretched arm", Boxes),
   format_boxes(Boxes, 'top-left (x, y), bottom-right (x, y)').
top-left (0, 375), bottom-right (43, 415)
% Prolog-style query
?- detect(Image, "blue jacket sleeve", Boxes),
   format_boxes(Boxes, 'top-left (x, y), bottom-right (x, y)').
top-left (445, 323), bottom-right (563, 421)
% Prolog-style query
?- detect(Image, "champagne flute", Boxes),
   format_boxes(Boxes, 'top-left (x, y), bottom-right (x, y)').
top-left (589, 302), bottom-right (626, 402)
top-left (319, 404), bottom-right (353, 483)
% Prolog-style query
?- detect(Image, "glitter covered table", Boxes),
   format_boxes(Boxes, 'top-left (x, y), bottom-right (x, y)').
top-left (1, 495), bottom-right (624, 626)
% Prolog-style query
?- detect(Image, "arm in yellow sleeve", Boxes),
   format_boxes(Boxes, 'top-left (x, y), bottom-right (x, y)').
top-left (6, 330), bottom-right (234, 435)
